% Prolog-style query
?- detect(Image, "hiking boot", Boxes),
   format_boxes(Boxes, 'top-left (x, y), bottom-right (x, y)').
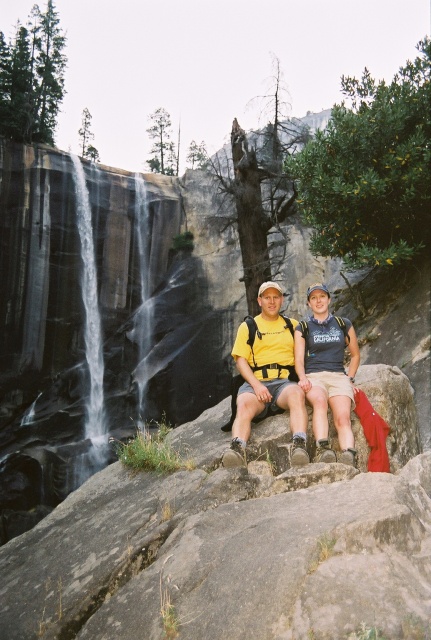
top-left (222, 438), bottom-right (247, 468)
top-left (338, 448), bottom-right (357, 466)
top-left (313, 439), bottom-right (337, 463)
top-left (291, 437), bottom-right (310, 467)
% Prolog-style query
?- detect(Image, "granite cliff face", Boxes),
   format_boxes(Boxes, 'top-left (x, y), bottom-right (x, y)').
top-left (0, 140), bottom-right (233, 536)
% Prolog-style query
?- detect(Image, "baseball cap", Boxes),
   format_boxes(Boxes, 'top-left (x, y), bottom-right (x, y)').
top-left (306, 283), bottom-right (330, 299)
top-left (258, 281), bottom-right (283, 296)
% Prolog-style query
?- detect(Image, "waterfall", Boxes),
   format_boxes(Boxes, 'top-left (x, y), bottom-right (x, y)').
top-left (70, 155), bottom-right (105, 454)
top-left (20, 393), bottom-right (42, 426)
top-left (133, 174), bottom-right (154, 427)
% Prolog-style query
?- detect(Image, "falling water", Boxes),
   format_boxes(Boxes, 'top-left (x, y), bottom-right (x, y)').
top-left (20, 393), bottom-right (42, 426)
top-left (133, 174), bottom-right (154, 427)
top-left (71, 155), bottom-right (105, 450)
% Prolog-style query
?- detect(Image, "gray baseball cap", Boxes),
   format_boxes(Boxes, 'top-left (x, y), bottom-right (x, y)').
top-left (306, 283), bottom-right (330, 299)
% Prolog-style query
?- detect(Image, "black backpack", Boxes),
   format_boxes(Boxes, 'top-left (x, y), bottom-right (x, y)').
top-left (221, 314), bottom-right (298, 432)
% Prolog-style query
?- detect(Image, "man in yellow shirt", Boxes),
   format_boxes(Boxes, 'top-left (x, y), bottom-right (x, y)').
top-left (222, 282), bottom-right (309, 468)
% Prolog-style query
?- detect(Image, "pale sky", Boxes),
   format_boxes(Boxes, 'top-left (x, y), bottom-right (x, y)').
top-left (2, 0), bottom-right (430, 174)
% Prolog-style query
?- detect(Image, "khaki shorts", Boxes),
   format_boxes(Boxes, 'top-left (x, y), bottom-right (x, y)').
top-left (306, 371), bottom-right (355, 408)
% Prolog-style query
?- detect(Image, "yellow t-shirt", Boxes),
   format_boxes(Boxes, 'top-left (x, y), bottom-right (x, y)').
top-left (231, 315), bottom-right (298, 380)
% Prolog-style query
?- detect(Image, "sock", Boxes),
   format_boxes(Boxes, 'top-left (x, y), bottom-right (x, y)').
top-left (293, 432), bottom-right (307, 442)
top-left (317, 438), bottom-right (330, 446)
top-left (232, 437), bottom-right (247, 449)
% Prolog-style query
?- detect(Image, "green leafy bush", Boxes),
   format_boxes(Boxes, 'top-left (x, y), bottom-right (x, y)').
top-left (288, 38), bottom-right (430, 269)
top-left (172, 231), bottom-right (194, 252)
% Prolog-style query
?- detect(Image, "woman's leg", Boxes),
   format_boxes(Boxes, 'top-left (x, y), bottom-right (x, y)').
top-left (329, 395), bottom-right (355, 450)
top-left (306, 386), bottom-right (330, 441)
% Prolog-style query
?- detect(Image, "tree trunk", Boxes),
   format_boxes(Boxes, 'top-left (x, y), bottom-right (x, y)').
top-left (231, 119), bottom-right (271, 315)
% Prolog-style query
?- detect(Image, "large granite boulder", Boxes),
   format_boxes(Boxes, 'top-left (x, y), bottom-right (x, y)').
top-left (169, 364), bottom-right (419, 475)
top-left (0, 364), bottom-right (428, 640)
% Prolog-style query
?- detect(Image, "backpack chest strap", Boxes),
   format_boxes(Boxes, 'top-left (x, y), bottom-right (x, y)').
top-left (252, 363), bottom-right (289, 378)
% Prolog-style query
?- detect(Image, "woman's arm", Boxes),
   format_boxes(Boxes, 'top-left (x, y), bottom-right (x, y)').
top-left (294, 330), bottom-right (312, 392)
top-left (346, 326), bottom-right (360, 381)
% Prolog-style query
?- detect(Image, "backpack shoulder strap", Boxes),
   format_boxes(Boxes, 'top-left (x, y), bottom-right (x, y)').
top-left (298, 319), bottom-right (309, 339)
top-left (334, 316), bottom-right (350, 344)
top-left (244, 315), bottom-right (261, 347)
top-left (280, 314), bottom-right (295, 339)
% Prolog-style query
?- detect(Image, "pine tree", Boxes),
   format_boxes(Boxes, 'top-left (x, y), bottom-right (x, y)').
top-left (78, 108), bottom-right (100, 161)
top-left (8, 25), bottom-right (33, 141)
top-left (78, 107), bottom-right (92, 155)
top-left (33, 0), bottom-right (67, 144)
top-left (186, 140), bottom-right (208, 170)
top-left (0, 1), bottom-right (66, 144)
top-left (85, 145), bottom-right (100, 162)
top-left (0, 31), bottom-right (12, 133)
top-left (146, 107), bottom-right (177, 175)
top-left (164, 141), bottom-right (177, 176)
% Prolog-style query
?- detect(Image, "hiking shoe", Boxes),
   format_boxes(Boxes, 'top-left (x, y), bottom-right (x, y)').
top-left (338, 448), bottom-right (357, 466)
top-left (222, 438), bottom-right (247, 468)
top-left (291, 437), bottom-right (310, 467)
top-left (314, 439), bottom-right (337, 463)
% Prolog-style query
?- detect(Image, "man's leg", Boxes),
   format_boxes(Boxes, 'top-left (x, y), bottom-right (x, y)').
top-left (222, 392), bottom-right (264, 468)
top-left (274, 383), bottom-right (307, 435)
top-left (232, 392), bottom-right (264, 442)
top-left (275, 383), bottom-right (310, 466)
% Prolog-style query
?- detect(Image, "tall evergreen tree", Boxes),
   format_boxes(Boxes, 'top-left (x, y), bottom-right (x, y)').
top-left (0, 31), bottom-right (12, 131)
top-left (146, 107), bottom-right (177, 175)
top-left (78, 107), bottom-right (100, 161)
top-left (33, 0), bottom-right (67, 144)
top-left (0, 1), bottom-right (66, 145)
top-left (8, 25), bottom-right (33, 141)
top-left (85, 144), bottom-right (100, 162)
top-left (186, 140), bottom-right (208, 170)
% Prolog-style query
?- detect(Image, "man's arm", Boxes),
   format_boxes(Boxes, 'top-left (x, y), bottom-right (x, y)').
top-left (235, 357), bottom-right (273, 404)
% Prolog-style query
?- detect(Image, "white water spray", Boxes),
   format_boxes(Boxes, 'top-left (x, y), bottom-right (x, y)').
top-left (71, 155), bottom-right (105, 444)
top-left (133, 174), bottom-right (154, 425)
top-left (20, 392), bottom-right (42, 426)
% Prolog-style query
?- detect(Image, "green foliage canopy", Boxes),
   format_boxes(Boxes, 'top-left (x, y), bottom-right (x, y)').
top-left (186, 140), bottom-right (208, 170)
top-left (289, 38), bottom-right (430, 269)
top-left (172, 231), bottom-right (194, 252)
top-left (0, 0), bottom-right (66, 145)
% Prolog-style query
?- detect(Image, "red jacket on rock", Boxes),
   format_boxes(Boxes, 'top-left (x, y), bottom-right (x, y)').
top-left (354, 388), bottom-right (391, 473)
